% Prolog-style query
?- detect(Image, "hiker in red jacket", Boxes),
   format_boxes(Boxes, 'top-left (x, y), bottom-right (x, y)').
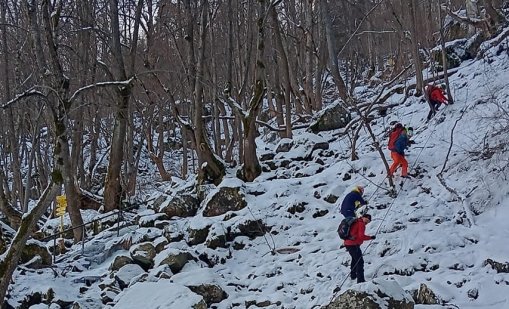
top-left (425, 84), bottom-right (450, 121)
top-left (344, 214), bottom-right (375, 283)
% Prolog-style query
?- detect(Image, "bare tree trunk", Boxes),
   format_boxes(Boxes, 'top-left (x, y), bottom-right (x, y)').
top-left (28, 0), bottom-right (85, 241)
top-left (241, 0), bottom-right (266, 182)
top-left (321, 0), bottom-right (348, 102)
top-left (193, 0), bottom-right (225, 185)
top-left (0, 168), bottom-right (21, 229)
top-left (104, 0), bottom-right (139, 211)
top-left (439, 0), bottom-right (454, 104)
top-left (1, 1), bottom-right (24, 213)
top-left (409, 0), bottom-right (424, 96)
top-left (0, 181), bottom-right (60, 305)
top-left (269, 4), bottom-right (292, 138)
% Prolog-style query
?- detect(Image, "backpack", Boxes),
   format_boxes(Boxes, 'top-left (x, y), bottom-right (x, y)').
top-left (337, 217), bottom-right (356, 240)
top-left (387, 126), bottom-right (404, 151)
top-left (425, 85), bottom-right (439, 101)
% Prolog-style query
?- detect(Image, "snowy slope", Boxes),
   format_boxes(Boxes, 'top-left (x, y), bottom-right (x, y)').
top-left (6, 31), bottom-right (509, 309)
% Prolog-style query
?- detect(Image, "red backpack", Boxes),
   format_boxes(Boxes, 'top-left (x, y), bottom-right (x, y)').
top-left (388, 125), bottom-right (404, 151)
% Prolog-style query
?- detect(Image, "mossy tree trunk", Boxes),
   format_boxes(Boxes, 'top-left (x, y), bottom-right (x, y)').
top-left (0, 181), bottom-right (60, 306)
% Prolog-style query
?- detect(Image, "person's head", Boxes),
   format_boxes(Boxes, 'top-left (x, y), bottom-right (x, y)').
top-left (406, 127), bottom-right (414, 138)
top-left (361, 214), bottom-right (372, 224)
top-left (353, 185), bottom-right (364, 195)
top-left (395, 123), bottom-right (403, 129)
top-left (440, 84), bottom-right (446, 90)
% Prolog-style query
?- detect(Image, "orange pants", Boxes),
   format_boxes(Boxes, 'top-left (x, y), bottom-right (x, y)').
top-left (389, 152), bottom-right (408, 177)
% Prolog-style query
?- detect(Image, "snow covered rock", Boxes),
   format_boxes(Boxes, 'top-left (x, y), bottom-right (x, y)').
top-left (112, 281), bottom-right (206, 309)
top-left (156, 249), bottom-right (195, 274)
top-left (187, 284), bottom-right (228, 306)
top-left (129, 242), bottom-right (156, 270)
top-left (484, 258), bottom-right (509, 273)
top-left (187, 225), bottom-right (210, 245)
top-left (326, 278), bottom-right (414, 309)
top-left (114, 264), bottom-right (146, 289)
top-left (157, 194), bottom-right (200, 219)
top-left (109, 254), bottom-right (133, 271)
top-left (309, 100), bottom-right (351, 133)
top-left (20, 240), bottom-right (52, 268)
top-left (275, 138), bottom-right (294, 153)
top-left (412, 283), bottom-right (440, 304)
top-left (203, 186), bottom-right (247, 217)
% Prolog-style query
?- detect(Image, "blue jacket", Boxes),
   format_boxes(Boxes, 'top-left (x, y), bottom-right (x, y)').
top-left (394, 133), bottom-right (409, 156)
top-left (340, 191), bottom-right (367, 218)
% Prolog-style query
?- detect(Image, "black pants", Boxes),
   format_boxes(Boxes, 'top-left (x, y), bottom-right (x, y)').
top-left (346, 245), bottom-right (365, 283)
top-left (427, 100), bottom-right (440, 121)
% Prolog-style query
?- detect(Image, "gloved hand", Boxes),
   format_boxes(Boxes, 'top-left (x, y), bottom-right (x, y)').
top-left (371, 236), bottom-right (376, 240)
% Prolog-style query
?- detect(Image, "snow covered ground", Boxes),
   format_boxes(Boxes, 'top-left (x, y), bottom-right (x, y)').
top-left (6, 31), bottom-right (509, 309)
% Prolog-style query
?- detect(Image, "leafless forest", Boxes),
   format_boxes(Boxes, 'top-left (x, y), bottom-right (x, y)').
top-left (0, 0), bottom-right (506, 302)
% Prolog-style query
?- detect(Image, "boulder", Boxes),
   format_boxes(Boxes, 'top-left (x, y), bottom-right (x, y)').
top-left (203, 187), bottom-right (247, 217)
top-left (20, 240), bottom-right (52, 268)
top-left (109, 255), bottom-right (133, 271)
top-left (326, 279), bottom-right (414, 309)
top-left (187, 284), bottom-right (228, 305)
top-left (484, 258), bottom-right (509, 273)
top-left (157, 250), bottom-right (195, 274)
top-left (275, 138), bottom-right (294, 153)
top-left (187, 226), bottom-right (211, 246)
top-left (413, 283), bottom-right (440, 304)
top-left (157, 194), bottom-right (200, 219)
top-left (309, 101), bottom-right (351, 133)
top-left (129, 242), bottom-right (156, 270)
top-left (114, 264), bottom-right (145, 289)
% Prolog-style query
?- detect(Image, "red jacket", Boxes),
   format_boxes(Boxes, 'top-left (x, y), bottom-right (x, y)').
top-left (344, 219), bottom-right (372, 246)
top-left (429, 87), bottom-right (448, 104)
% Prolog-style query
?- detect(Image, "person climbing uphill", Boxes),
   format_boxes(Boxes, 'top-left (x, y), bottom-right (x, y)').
top-left (389, 128), bottom-right (410, 178)
top-left (425, 84), bottom-right (450, 121)
top-left (344, 213), bottom-right (375, 283)
top-left (340, 185), bottom-right (367, 219)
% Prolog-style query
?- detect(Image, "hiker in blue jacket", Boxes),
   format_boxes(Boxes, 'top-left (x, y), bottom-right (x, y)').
top-left (340, 186), bottom-right (367, 218)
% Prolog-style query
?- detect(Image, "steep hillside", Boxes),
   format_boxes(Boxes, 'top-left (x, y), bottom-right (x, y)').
top-left (6, 29), bottom-right (509, 309)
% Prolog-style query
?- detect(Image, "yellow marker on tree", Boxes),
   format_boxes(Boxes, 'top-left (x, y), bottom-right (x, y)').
top-left (56, 195), bottom-right (67, 232)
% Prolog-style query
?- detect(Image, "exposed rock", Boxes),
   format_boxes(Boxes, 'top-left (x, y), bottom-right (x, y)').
top-left (187, 284), bottom-right (228, 305)
top-left (206, 234), bottom-right (227, 249)
top-left (236, 219), bottom-right (268, 239)
top-left (158, 194), bottom-right (200, 219)
top-left (138, 213), bottom-right (169, 228)
top-left (287, 202), bottom-right (307, 214)
top-left (326, 279), bottom-right (414, 309)
top-left (101, 287), bottom-right (118, 305)
top-left (109, 254), bottom-right (133, 271)
top-left (309, 101), bottom-right (351, 133)
top-left (467, 288), bottom-right (479, 300)
top-left (203, 187), bottom-right (247, 217)
top-left (413, 283), bottom-right (439, 304)
top-left (275, 138), bottom-right (294, 153)
top-left (484, 258), bottom-right (509, 273)
top-left (115, 264), bottom-right (145, 289)
top-left (259, 152), bottom-right (275, 161)
top-left (129, 242), bottom-right (156, 270)
top-left (21, 240), bottom-right (52, 268)
top-left (324, 194), bottom-right (339, 204)
top-left (154, 236), bottom-right (169, 253)
top-left (187, 225), bottom-right (211, 245)
top-left (157, 250), bottom-right (195, 274)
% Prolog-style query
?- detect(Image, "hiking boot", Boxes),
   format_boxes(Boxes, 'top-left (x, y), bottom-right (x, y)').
top-left (350, 275), bottom-right (357, 280)
top-left (357, 279), bottom-right (366, 284)
top-left (401, 175), bottom-right (411, 179)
